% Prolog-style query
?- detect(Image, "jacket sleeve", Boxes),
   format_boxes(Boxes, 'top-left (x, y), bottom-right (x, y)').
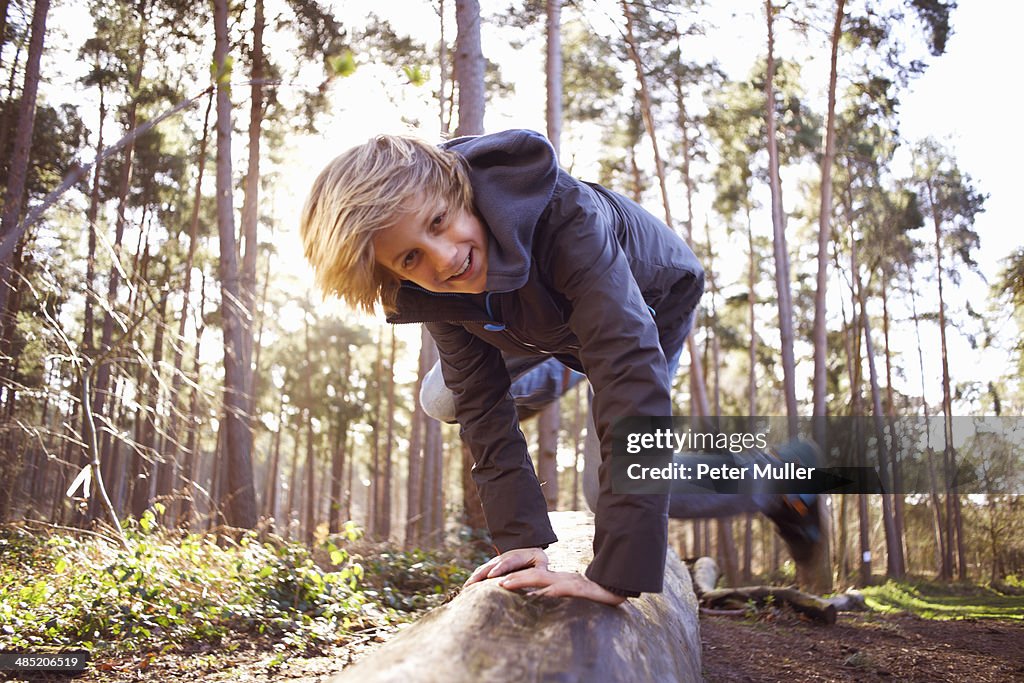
top-left (424, 321), bottom-right (557, 552)
top-left (537, 178), bottom-right (672, 594)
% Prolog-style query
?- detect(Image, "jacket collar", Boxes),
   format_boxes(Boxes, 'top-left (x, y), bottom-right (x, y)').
top-left (385, 283), bottom-right (492, 325)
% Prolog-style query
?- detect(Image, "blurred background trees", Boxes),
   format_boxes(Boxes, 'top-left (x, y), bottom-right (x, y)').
top-left (0, 0), bottom-right (1019, 588)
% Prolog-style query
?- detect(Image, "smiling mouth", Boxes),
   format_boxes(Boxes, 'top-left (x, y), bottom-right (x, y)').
top-left (448, 252), bottom-right (471, 281)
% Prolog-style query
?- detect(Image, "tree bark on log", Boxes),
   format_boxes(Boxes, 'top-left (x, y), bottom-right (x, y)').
top-left (329, 511), bottom-right (702, 682)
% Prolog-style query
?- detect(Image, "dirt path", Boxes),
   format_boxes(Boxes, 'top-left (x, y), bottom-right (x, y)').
top-left (701, 611), bottom-right (1024, 682)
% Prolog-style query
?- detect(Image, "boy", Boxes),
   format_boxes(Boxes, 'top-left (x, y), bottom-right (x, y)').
top-left (301, 129), bottom-right (820, 605)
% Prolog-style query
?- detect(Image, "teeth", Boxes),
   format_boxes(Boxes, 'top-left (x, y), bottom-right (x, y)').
top-left (452, 254), bottom-right (470, 278)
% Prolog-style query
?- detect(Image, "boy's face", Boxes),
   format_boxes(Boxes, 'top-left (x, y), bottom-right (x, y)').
top-left (373, 197), bottom-right (489, 294)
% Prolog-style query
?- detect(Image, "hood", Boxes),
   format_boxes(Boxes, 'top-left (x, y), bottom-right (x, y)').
top-left (442, 129), bottom-right (559, 292)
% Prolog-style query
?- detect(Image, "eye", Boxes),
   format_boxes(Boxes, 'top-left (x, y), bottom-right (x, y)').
top-left (430, 211), bottom-right (447, 232)
top-left (402, 249), bottom-right (420, 270)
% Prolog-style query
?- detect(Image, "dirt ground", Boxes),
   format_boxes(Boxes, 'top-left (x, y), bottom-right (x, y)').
top-left (700, 610), bottom-right (1024, 682)
top-left (4, 610), bottom-right (1023, 682)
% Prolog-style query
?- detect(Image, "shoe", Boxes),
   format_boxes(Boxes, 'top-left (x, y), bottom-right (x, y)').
top-left (768, 491), bottom-right (822, 564)
top-left (762, 440), bottom-right (828, 587)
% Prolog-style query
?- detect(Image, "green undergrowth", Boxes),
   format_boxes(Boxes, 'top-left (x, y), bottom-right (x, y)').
top-left (0, 508), bottom-right (479, 659)
top-left (861, 579), bottom-right (1024, 620)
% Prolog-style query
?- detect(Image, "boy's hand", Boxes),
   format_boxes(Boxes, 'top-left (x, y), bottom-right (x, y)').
top-left (464, 547), bottom-right (549, 587)
top-left (498, 568), bottom-right (627, 606)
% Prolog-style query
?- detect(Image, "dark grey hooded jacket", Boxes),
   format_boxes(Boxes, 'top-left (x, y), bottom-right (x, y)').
top-left (386, 129), bottom-right (704, 594)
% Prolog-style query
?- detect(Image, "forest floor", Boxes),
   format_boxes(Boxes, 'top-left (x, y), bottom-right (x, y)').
top-left (6, 582), bottom-right (1023, 682)
top-left (700, 608), bottom-right (1024, 682)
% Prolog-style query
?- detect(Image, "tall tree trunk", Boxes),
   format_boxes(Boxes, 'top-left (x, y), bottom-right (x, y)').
top-left (239, 0), bottom-right (264, 419)
top-left (213, 0), bottom-right (257, 530)
top-left (0, 0), bottom-right (49, 351)
top-left (537, 401), bottom-right (559, 510)
top-left (147, 290), bottom-right (170, 507)
top-left (855, 266), bottom-right (902, 577)
top-left (286, 424), bottom-right (301, 539)
top-left (438, 0), bottom-right (451, 135)
top-left (763, 0), bottom-right (798, 438)
top-left (746, 206), bottom-right (758, 417)
top-left (838, 187), bottom-right (871, 586)
top-left (926, 177), bottom-right (962, 580)
top-left (79, 78), bottom-right (108, 524)
top-left (180, 273), bottom-right (207, 529)
top-left (165, 91), bottom-right (213, 524)
top-left (804, 1), bottom-right (846, 595)
top-left (812, 0), bottom-right (844, 433)
top-left (329, 354), bottom-right (352, 535)
top-left (907, 263), bottom-right (949, 578)
top-left (536, 0), bottom-right (563, 512)
top-left (425, 402), bottom-right (445, 546)
top-left (302, 315), bottom-right (318, 543)
top-left (264, 392), bottom-right (285, 526)
top-left (370, 329), bottom-right (382, 536)
top-left (0, 0), bottom-right (45, 441)
top-left (418, 337), bottom-right (443, 545)
top-left (82, 79), bottom-right (107, 356)
top-left (545, 0), bottom-right (562, 152)
top-left (382, 327), bottom-right (396, 539)
top-left (453, 0), bottom-right (484, 135)
top-left (717, 519), bottom-right (740, 587)
top-left (405, 329), bottom-right (431, 546)
top-left (880, 278), bottom-right (907, 571)
top-left (93, 1), bottom-right (150, 448)
top-left (304, 412), bottom-right (316, 544)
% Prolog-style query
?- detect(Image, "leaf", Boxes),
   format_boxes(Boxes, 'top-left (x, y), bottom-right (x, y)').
top-left (65, 464), bottom-right (92, 499)
top-left (327, 51), bottom-right (356, 78)
top-left (403, 65), bottom-right (428, 86)
top-left (329, 550), bottom-right (346, 566)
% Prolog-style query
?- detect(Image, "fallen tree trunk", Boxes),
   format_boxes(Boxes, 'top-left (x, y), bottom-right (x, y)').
top-left (689, 555), bottom-right (837, 624)
top-left (329, 511), bottom-right (702, 682)
top-left (702, 585), bottom-right (838, 625)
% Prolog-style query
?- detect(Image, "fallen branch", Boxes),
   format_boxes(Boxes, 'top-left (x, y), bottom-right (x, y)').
top-left (688, 555), bottom-right (837, 625)
top-left (702, 585), bottom-right (838, 625)
top-left (20, 519), bottom-right (121, 547)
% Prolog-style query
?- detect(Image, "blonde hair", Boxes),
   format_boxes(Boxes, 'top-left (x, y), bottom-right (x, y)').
top-left (299, 135), bottom-right (473, 313)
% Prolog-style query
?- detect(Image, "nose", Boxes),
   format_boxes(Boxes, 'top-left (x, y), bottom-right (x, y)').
top-left (423, 238), bottom-right (457, 276)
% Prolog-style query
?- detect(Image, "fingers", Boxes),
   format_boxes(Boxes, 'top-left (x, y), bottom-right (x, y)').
top-left (465, 548), bottom-right (550, 587)
top-left (503, 570), bottom-right (628, 606)
top-left (463, 555), bottom-right (502, 587)
top-left (497, 566), bottom-right (552, 591)
top-left (486, 550), bottom-right (542, 579)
